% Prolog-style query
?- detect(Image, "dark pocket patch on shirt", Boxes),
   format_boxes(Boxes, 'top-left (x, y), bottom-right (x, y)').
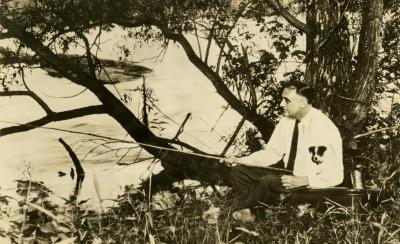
top-left (308, 146), bottom-right (327, 165)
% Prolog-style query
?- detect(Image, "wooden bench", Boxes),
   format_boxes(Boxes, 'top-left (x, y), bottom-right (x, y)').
top-left (283, 166), bottom-right (381, 209)
top-left (283, 187), bottom-right (380, 209)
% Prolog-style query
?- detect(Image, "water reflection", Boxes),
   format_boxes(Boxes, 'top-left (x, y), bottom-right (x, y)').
top-left (0, 43), bottom-right (241, 206)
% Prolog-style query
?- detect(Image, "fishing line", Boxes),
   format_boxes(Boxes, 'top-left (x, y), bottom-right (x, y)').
top-left (0, 120), bottom-right (222, 159)
top-left (0, 120), bottom-right (293, 174)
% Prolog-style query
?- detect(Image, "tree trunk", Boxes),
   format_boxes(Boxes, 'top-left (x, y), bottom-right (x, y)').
top-left (305, 0), bottom-right (383, 185)
top-left (305, 0), bottom-right (383, 138)
top-left (305, 0), bottom-right (352, 124)
top-left (347, 0), bottom-right (383, 133)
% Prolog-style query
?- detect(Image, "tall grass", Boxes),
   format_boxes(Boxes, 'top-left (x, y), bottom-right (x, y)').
top-left (1, 174), bottom-right (399, 243)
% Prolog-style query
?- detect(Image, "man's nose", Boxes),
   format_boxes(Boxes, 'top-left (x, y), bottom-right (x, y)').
top-left (280, 100), bottom-right (285, 107)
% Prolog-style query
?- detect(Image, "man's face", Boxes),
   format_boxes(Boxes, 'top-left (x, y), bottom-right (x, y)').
top-left (280, 88), bottom-right (307, 119)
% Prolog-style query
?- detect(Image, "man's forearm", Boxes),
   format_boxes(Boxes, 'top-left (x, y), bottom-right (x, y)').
top-left (281, 175), bottom-right (309, 189)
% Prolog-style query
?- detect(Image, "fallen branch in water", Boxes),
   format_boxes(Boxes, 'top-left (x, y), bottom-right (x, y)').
top-left (58, 138), bottom-right (85, 199)
top-left (58, 138), bottom-right (85, 178)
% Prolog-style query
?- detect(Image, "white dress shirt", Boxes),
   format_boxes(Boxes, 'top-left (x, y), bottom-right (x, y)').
top-left (237, 107), bottom-right (343, 188)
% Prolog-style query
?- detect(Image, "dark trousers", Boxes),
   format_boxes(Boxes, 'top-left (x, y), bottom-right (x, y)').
top-left (230, 161), bottom-right (293, 210)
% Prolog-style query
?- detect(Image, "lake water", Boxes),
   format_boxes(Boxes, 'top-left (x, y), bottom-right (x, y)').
top-left (0, 37), bottom-right (243, 207)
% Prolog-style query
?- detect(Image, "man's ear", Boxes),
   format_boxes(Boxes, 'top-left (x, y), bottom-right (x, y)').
top-left (298, 95), bottom-right (308, 107)
top-left (308, 146), bottom-right (315, 154)
top-left (318, 146), bottom-right (327, 155)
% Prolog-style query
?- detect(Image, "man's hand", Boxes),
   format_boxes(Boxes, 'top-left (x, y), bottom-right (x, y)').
top-left (281, 175), bottom-right (309, 189)
top-left (219, 154), bottom-right (237, 167)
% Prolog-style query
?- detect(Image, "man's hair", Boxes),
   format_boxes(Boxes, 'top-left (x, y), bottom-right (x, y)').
top-left (282, 80), bottom-right (315, 104)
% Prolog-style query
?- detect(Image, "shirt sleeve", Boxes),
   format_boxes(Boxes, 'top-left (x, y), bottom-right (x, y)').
top-left (307, 126), bottom-right (344, 188)
top-left (236, 120), bottom-right (285, 168)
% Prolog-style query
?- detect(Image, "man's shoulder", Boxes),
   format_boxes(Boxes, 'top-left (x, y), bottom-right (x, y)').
top-left (310, 108), bottom-right (340, 132)
top-left (311, 108), bottom-right (333, 122)
top-left (277, 116), bottom-right (293, 127)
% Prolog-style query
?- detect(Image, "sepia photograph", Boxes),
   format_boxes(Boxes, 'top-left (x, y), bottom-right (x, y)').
top-left (0, 0), bottom-right (399, 243)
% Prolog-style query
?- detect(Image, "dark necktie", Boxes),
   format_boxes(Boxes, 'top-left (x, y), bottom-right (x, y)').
top-left (286, 120), bottom-right (300, 171)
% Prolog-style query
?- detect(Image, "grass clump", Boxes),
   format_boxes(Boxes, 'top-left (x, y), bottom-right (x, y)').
top-left (1, 177), bottom-right (399, 243)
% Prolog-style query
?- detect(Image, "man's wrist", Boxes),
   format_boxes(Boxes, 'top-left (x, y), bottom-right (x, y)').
top-left (298, 176), bottom-right (309, 187)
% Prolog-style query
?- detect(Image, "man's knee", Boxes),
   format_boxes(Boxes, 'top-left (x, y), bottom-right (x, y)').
top-left (260, 174), bottom-right (284, 192)
top-left (231, 165), bottom-right (252, 188)
top-left (231, 165), bottom-right (246, 178)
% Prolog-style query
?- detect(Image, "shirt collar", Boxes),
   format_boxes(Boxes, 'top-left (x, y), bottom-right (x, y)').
top-left (298, 106), bottom-right (315, 124)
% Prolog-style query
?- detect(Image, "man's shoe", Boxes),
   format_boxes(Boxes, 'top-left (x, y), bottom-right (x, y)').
top-left (232, 208), bottom-right (255, 224)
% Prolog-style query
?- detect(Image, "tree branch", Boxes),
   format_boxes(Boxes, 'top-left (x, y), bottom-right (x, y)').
top-left (18, 65), bottom-right (54, 115)
top-left (353, 125), bottom-right (400, 139)
top-left (220, 117), bottom-right (246, 156)
top-left (204, 18), bottom-right (217, 64)
top-left (0, 105), bottom-right (105, 137)
top-left (172, 112), bottom-right (192, 141)
top-left (0, 47), bottom-right (38, 65)
top-left (0, 91), bottom-right (30, 96)
top-left (0, 90), bottom-right (54, 114)
top-left (58, 137), bottom-right (85, 199)
top-left (158, 27), bottom-right (253, 121)
top-left (156, 24), bottom-right (275, 140)
top-left (166, 139), bottom-right (210, 155)
top-left (336, 95), bottom-right (371, 105)
top-left (141, 76), bottom-right (149, 127)
top-left (193, 23), bottom-right (203, 60)
top-left (76, 32), bottom-right (96, 78)
top-left (265, 0), bottom-right (311, 35)
top-left (241, 44), bottom-right (257, 109)
top-left (215, 6), bottom-right (246, 73)
top-left (59, 138), bottom-right (85, 177)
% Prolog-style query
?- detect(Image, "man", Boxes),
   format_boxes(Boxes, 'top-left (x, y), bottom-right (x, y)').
top-left (229, 81), bottom-right (343, 217)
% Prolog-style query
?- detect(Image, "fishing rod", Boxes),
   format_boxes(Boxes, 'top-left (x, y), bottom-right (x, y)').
top-left (0, 120), bottom-right (293, 174)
